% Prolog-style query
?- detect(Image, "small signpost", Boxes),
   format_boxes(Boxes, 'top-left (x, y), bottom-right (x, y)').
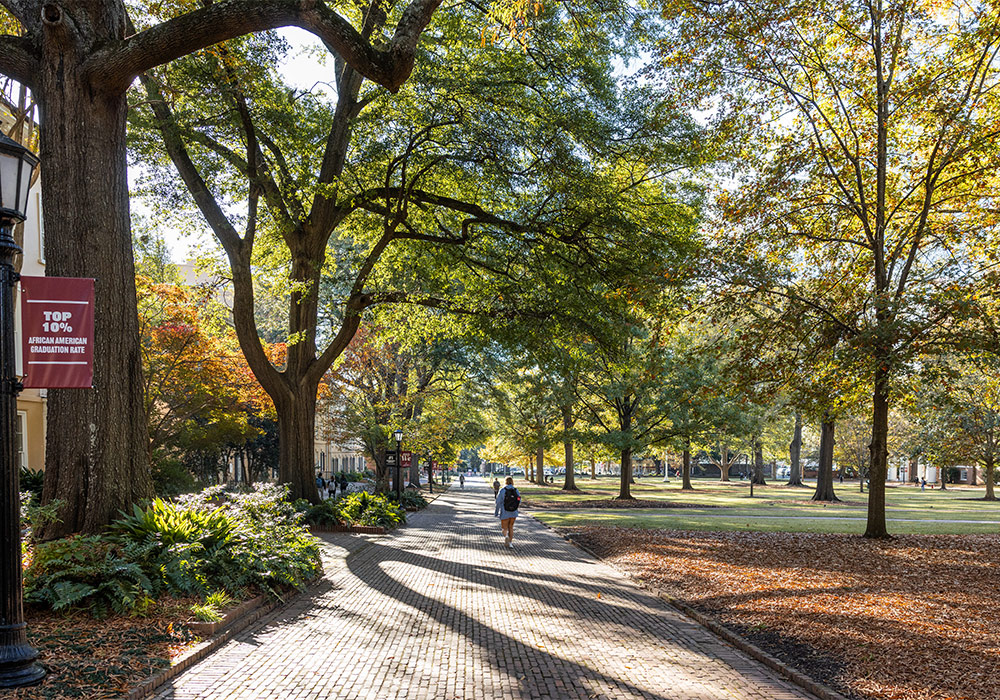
top-left (385, 451), bottom-right (398, 467)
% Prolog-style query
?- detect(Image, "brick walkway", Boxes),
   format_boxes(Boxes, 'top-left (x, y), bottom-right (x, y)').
top-left (147, 478), bottom-right (819, 700)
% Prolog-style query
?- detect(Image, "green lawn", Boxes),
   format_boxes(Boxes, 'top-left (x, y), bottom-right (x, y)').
top-left (507, 475), bottom-right (1000, 535)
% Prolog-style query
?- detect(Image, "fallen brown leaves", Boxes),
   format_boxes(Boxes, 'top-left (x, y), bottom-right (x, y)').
top-left (8, 598), bottom-right (200, 700)
top-left (571, 528), bottom-right (1000, 700)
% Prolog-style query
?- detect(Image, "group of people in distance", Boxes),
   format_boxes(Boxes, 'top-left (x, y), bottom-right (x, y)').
top-left (316, 472), bottom-right (350, 500)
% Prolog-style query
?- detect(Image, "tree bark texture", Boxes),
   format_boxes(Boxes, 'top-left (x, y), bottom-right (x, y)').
top-left (864, 367), bottom-right (890, 537)
top-left (38, 8), bottom-right (153, 536)
top-left (617, 446), bottom-right (632, 499)
top-left (788, 411), bottom-right (804, 486)
top-left (590, 455), bottom-right (596, 480)
top-left (561, 405), bottom-right (576, 490)
top-left (681, 443), bottom-right (693, 490)
top-left (751, 443), bottom-right (766, 485)
top-left (984, 453), bottom-right (996, 501)
top-left (274, 387), bottom-right (320, 502)
top-left (812, 416), bottom-right (840, 502)
top-left (535, 445), bottom-right (545, 486)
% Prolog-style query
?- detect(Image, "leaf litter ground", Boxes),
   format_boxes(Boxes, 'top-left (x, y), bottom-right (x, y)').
top-left (569, 528), bottom-right (998, 700)
top-left (8, 599), bottom-right (200, 699)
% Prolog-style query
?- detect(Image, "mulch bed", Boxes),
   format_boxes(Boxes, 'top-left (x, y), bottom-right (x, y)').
top-left (9, 600), bottom-right (201, 699)
top-left (569, 528), bottom-right (999, 700)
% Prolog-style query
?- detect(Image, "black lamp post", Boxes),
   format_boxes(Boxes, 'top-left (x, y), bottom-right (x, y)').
top-left (392, 429), bottom-right (403, 500)
top-left (0, 132), bottom-right (43, 688)
top-left (426, 454), bottom-right (432, 494)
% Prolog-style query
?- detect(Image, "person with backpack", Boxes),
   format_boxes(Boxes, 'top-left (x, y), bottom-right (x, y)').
top-left (316, 472), bottom-right (327, 500)
top-left (494, 476), bottom-right (521, 549)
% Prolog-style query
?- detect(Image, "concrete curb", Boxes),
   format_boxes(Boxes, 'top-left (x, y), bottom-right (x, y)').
top-left (540, 519), bottom-right (852, 700)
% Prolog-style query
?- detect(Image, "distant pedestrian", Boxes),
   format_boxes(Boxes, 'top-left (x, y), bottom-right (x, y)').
top-left (920, 478), bottom-right (926, 491)
top-left (495, 477), bottom-right (521, 549)
top-left (492, 478), bottom-right (501, 497)
top-left (316, 472), bottom-right (327, 500)
top-left (839, 472), bottom-right (844, 484)
top-left (339, 472), bottom-right (349, 495)
top-left (460, 474), bottom-right (465, 489)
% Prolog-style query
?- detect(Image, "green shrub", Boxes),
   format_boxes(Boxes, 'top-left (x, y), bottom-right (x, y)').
top-left (303, 499), bottom-right (343, 526)
top-left (25, 483), bottom-right (322, 617)
top-left (25, 536), bottom-right (157, 617)
top-left (337, 491), bottom-right (405, 529)
top-left (391, 490), bottom-right (428, 511)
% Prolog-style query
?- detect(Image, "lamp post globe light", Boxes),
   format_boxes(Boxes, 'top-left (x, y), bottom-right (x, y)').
top-left (0, 132), bottom-right (44, 688)
top-left (392, 429), bottom-right (403, 499)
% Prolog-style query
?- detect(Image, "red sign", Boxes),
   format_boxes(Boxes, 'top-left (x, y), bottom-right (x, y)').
top-left (401, 451), bottom-right (412, 468)
top-left (20, 276), bottom-right (95, 388)
top-left (432, 461), bottom-right (439, 470)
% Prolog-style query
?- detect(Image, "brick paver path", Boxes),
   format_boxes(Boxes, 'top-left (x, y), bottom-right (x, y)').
top-left (148, 477), bottom-right (819, 700)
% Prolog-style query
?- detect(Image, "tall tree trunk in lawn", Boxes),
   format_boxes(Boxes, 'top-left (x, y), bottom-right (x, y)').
top-left (751, 442), bottom-right (766, 485)
top-left (682, 439), bottom-right (693, 490)
top-left (590, 455), bottom-right (596, 480)
top-left (617, 446), bottom-right (633, 499)
top-left (718, 445), bottom-right (731, 481)
top-left (864, 365), bottom-right (891, 538)
top-left (562, 405), bottom-right (576, 490)
top-left (535, 445), bottom-right (546, 485)
top-left (39, 28), bottom-right (152, 537)
top-left (984, 452), bottom-right (996, 501)
top-left (812, 415), bottom-right (840, 502)
top-left (788, 411), bottom-right (804, 486)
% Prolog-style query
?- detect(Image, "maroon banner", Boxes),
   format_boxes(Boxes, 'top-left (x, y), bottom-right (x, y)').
top-left (401, 451), bottom-right (412, 468)
top-left (20, 276), bottom-right (95, 388)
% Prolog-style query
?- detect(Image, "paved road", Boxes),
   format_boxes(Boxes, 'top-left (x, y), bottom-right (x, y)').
top-left (147, 477), bottom-right (818, 700)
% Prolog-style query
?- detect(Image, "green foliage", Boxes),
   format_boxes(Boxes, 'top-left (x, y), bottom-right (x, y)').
top-left (24, 484), bottom-right (321, 616)
top-left (19, 466), bottom-right (43, 500)
top-left (189, 590), bottom-right (235, 622)
top-left (390, 489), bottom-right (428, 511)
top-left (20, 492), bottom-right (63, 544)
top-left (25, 536), bottom-right (157, 617)
top-left (302, 499), bottom-right (343, 527)
top-left (336, 491), bottom-right (406, 529)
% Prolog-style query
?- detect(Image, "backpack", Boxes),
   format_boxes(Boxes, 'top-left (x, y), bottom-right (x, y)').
top-left (503, 487), bottom-right (520, 512)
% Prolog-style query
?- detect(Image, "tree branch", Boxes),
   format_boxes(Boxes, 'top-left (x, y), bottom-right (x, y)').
top-left (89, 0), bottom-right (441, 94)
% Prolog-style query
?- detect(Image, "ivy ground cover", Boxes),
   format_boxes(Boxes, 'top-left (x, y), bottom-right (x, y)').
top-left (570, 528), bottom-right (999, 700)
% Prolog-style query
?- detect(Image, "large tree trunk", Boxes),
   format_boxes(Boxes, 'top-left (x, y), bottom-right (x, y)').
top-left (561, 405), bottom-right (576, 490)
top-left (590, 455), bottom-right (596, 480)
top-left (275, 386), bottom-right (320, 502)
top-left (535, 445), bottom-right (546, 485)
top-left (788, 411), bottom-right (804, 486)
top-left (682, 440), bottom-right (693, 490)
top-left (812, 416), bottom-right (840, 502)
top-left (39, 26), bottom-right (152, 537)
top-left (864, 367), bottom-right (891, 538)
top-left (616, 446), bottom-right (633, 499)
top-left (751, 443), bottom-right (766, 485)
top-left (718, 445), bottom-right (731, 481)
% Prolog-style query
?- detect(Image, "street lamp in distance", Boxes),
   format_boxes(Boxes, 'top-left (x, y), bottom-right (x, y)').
top-left (0, 132), bottom-right (44, 688)
top-left (392, 429), bottom-right (403, 500)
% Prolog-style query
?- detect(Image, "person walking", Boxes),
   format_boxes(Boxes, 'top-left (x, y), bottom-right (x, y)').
top-left (495, 476), bottom-right (521, 549)
top-left (338, 472), bottom-right (349, 496)
top-left (459, 473), bottom-right (465, 489)
top-left (492, 478), bottom-right (501, 497)
top-left (316, 472), bottom-right (327, 500)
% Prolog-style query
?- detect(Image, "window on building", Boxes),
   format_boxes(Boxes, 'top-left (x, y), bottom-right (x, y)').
top-left (960, 469), bottom-right (968, 482)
